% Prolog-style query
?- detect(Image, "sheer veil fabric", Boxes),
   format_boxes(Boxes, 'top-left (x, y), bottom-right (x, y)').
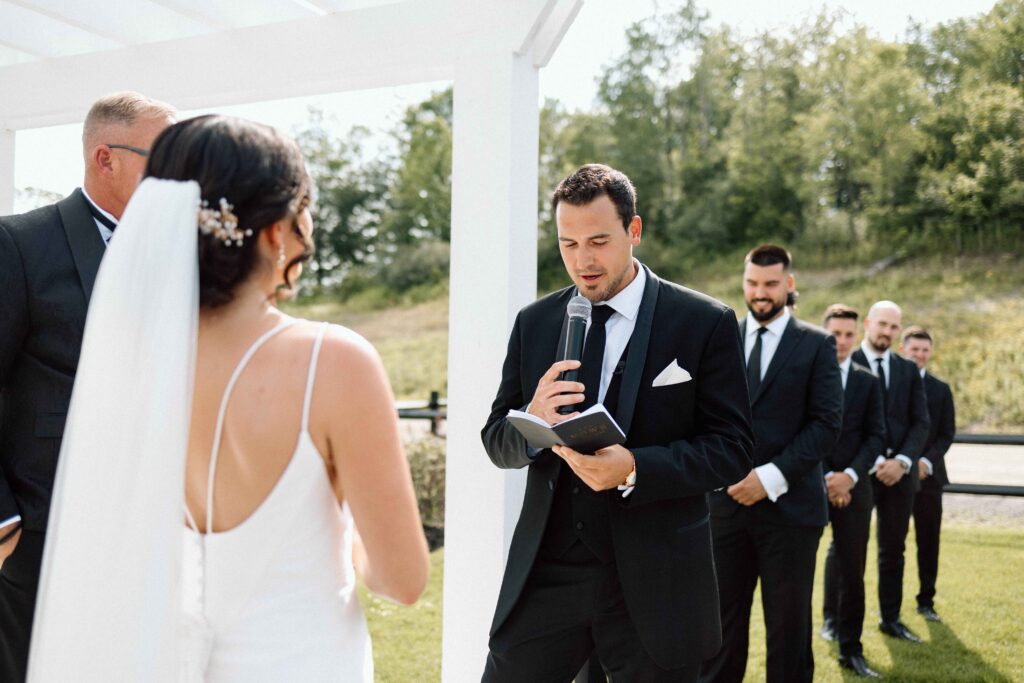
top-left (28, 179), bottom-right (201, 682)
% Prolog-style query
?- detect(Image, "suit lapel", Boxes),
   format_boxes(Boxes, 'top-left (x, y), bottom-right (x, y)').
top-left (614, 265), bottom-right (659, 438)
top-left (752, 315), bottom-right (803, 404)
top-left (58, 188), bottom-right (105, 302)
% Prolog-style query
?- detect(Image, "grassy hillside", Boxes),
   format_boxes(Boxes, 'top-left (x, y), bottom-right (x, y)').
top-left (287, 254), bottom-right (1024, 432)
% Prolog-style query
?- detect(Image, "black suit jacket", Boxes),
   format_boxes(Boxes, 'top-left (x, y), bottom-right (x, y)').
top-left (0, 189), bottom-right (103, 530)
top-left (921, 372), bottom-right (955, 489)
top-left (710, 316), bottom-right (843, 528)
top-left (826, 362), bottom-right (886, 482)
top-left (481, 265), bottom-right (754, 669)
top-left (851, 348), bottom-right (930, 495)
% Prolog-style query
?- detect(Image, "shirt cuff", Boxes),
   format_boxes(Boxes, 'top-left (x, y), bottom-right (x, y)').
top-left (895, 454), bottom-right (913, 471)
top-left (843, 467), bottom-right (860, 485)
top-left (921, 457), bottom-right (933, 476)
top-left (0, 515), bottom-right (22, 529)
top-left (754, 463), bottom-right (789, 502)
top-left (869, 454), bottom-right (886, 475)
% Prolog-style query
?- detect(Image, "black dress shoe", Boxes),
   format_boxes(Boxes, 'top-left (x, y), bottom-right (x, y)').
top-left (821, 618), bottom-right (837, 641)
top-left (879, 620), bottom-right (922, 643)
top-left (917, 605), bottom-right (942, 622)
top-left (839, 654), bottom-right (882, 678)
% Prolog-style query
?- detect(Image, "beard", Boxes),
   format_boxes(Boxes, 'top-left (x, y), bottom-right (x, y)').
top-left (746, 297), bottom-right (785, 322)
top-left (578, 267), bottom-right (628, 303)
top-left (869, 333), bottom-right (892, 351)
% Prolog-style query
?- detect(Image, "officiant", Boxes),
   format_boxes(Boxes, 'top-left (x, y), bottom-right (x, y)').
top-left (479, 164), bottom-right (754, 681)
top-left (0, 92), bottom-right (175, 682)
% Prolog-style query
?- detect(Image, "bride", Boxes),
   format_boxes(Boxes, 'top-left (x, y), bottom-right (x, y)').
top-left (27, 115), bottom-right (430, 681)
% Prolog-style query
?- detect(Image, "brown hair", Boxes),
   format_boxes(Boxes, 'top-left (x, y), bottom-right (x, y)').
top-left (144, 115), bottom-right (313, 308)
top-left (551, 164), bottom-right (637, 230)
top-left (822, 303), bottom-right (859, 326)
top-left (745, 243), bottom-right (792, 270)
top-left (901, 325), bottom-right (933, 344)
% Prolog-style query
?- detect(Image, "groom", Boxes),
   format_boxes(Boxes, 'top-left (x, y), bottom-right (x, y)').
top-left (481, 164), bottom-right (754, 680)
top-left (0, 91), bottom-right (174, 681)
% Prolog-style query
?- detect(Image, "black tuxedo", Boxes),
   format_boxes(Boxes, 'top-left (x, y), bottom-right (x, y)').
top-left (851, 348), bottom-right (930, 623)
top-left (914, 372), bottom-right (955, 610)
top-left (822, 362), bottom-right (886, 658)
top-left (0, 189), bottom-right (103, 682)
top-left (481, 265), bottom-right (753, 678)
top-left (701, 315), bottom-right (842, 683)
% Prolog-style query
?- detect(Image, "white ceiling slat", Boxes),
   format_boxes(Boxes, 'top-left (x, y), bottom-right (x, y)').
top-left (0, 0), bottom-right (460, 130)
top-left (0, 0), bottom-right (120, 57)
top-left (143, 0), bottom-right (233, 32)
top-left (0, 37), bottom-right (44, 60)
top-left (4, 0), bottom-right (129, 46)
top-left (148, 0), bottom-right (311, 30)
top-left (286, 0), bottom-right (328, 16)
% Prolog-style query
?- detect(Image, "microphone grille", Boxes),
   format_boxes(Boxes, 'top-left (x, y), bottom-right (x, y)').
top-left (567, 295), bottom-right (592, 320)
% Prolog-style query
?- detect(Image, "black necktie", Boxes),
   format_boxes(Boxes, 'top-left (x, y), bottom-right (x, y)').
top-left (86, 200), bottom-right (117, 234)
top-left (579, 305), bottom-right (615, 410)
top-left (746, 327), bottom-right (768, 397)
top-left (875, 357), bottom-right (888, 393)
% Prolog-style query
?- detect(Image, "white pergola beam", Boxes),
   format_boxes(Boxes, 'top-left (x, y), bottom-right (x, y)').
top-left (0, 0), bottom-right (459, 130)
top-left (442, 45), bottom-right (538, 680)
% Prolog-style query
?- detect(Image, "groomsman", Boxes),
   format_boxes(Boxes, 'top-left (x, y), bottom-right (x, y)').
top-left (0, 92), bottom-right (174, 681)
top-left (701, 245), bottom-right (842, 683)
top-left (819, 305), bottom-right (885, 678)
top-left (901, 326), bottom-right (956, 623)
top-left (852, 301), bottom-right (930, 643)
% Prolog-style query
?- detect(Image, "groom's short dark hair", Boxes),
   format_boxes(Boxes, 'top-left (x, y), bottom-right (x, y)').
top-left (551, 164), bottom-right (637, 231)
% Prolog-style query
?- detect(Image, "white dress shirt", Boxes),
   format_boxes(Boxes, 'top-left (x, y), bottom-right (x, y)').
top-left (743, 308), bottom-right (791, 502)
top-left (860, 340), bottom-right (913, 472)
top-left (825, 356), bottom-right (860, 485)
top-left (81, 187), bottom-right (116, 244)
top-left (588, 261), bottom-right (646, 404)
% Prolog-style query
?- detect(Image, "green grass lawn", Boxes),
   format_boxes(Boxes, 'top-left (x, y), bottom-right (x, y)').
top-left (359, 523), bottom-right (1023, 682)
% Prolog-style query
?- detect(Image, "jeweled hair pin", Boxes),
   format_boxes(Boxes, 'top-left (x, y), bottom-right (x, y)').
top-left (197, 198), bottom-right (250, 246)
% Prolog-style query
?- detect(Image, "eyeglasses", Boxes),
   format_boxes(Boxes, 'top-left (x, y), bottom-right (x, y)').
top-left (106, 144), bottom-right (149, 157)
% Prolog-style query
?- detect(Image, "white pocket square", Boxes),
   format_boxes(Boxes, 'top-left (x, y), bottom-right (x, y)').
top-left (652, 359), bottom-right (692, 387)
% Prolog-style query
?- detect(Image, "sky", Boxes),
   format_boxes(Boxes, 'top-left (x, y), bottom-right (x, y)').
top-left (12, 0), bottom-right (998, 208)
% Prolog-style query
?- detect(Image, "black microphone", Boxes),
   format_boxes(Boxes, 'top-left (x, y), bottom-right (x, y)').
top-left (557, 295), bottom-right (591, 414)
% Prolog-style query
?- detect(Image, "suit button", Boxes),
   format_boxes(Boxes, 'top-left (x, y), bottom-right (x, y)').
top-left (548, 480), bottom-right (554, 491)
top-left (571, 486), bottom-right (580, 495)
top-left (576, 521), bottom-right (584, 530)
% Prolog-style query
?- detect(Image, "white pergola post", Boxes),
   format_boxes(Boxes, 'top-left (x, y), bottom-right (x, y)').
top-left (0, 129), bottom-right (13, 215)
top-left (442, 47), bottom-right (539, 679)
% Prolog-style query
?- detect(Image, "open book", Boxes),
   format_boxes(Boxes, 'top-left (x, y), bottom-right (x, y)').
top-left (506, 404), bottom-right (626, 454)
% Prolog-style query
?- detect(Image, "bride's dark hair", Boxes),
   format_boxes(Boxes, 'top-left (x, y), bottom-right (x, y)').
top-left (144, 115), bottom-right (313, 308)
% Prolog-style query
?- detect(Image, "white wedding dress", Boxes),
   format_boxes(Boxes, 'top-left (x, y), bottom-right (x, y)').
top-left (181, 321), bottom-right (373, 681)
top-left (28, 179), bottom-right (372, 682)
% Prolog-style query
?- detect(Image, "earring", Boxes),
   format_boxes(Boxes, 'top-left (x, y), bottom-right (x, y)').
top-left (277, 244), bottom-right (286, 268)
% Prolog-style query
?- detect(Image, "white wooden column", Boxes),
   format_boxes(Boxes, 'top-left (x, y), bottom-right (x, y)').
top-left (442, 48), bottom-right (539, 680)
top-left (0, 129), bottom-right (14, 215)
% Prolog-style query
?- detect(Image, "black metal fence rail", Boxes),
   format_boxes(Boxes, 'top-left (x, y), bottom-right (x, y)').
top-left (395, 400), bottom-right (1024, 495)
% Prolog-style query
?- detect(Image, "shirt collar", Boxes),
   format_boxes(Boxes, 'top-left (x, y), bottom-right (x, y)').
top-left (839, 356), bottom-right (852, 376)
top-left (860, 339), bottom-right (890, 364)
top-left (81, 187), bottom-right (118, 226)
top-left (920, 368), bottom-right (927, 378)
top-left (597, 259), bottom-right (645, 321)
top-left (745, 306), bottom-right (791, 338)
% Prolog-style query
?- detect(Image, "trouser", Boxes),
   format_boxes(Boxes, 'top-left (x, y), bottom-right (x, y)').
top-left (822, 477), bottom-right (874, 656)
top-left (874, 480), bottom-right (916, 623)
top-left (0, 530), bottom-right (45, 683)
top-left (913, 485), bottom-right (943, 609)
top-left (700, 511), bottom-right (823, 683)
top-left (483, 541), bottom-right (698, 683)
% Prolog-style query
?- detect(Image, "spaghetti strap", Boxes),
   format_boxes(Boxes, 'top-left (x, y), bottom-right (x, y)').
top-left (203, 319), bottom-right (297, 534)
top-left (301, 323), bottom-right (331, 433)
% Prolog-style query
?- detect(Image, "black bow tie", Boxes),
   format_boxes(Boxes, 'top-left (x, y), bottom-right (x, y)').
top-left (86, 200), bottom-right (117, 233)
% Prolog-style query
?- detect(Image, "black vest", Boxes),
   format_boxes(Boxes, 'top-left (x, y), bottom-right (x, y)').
top-left (539, 344), bottom-right (629, 563)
